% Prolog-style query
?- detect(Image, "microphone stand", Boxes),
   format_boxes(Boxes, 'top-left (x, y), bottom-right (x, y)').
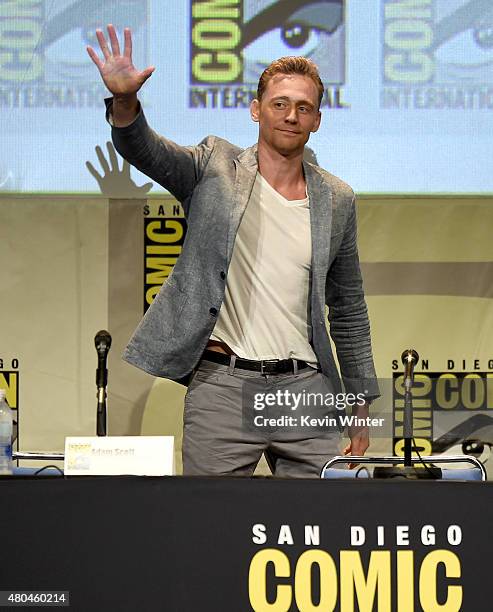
top-left (375, 349), bottom-right (440, 479)
top-left (96, 353), bottom-right (107, 437)
top-left (323, 348), bottom-right (486, 480)
top-left (95, 330), bottom-right (111, 437)
top-left (403, 349), bottom-right (418, 468)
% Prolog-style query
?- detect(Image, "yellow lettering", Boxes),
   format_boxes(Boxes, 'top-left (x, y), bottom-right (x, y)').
top-left (145, 258), bottom-right (177, 286)
top-left (295, 550), bottom-right (337, 612)
top-left (395, 437), bottom-right (432, 456)
top-left (146, 245), bottom-right (182, 255)
top-left (384, 0), bottom-right (432, 20)
top-left (340, 550), bottom-right (391, 612)
top-left (395, 374), bottom-right (432, 397)
top-left (0, 1), bottom-right (42, 19)
top-left (397, 551), bottom-right (414, 612)
top-left (394, 410), bottom-right (432, 437)
top-left (435, 375), bottom-right (459, 410)
top-left (0, 373), bottom-right (17, 408)
top-left (0, 17), bottom-right (40, 48)
top-left (192, 52), bottom-right (241, 81)
top-left (192, 0), bottom-right (240, 19)
top-left (385, 52), bottom-right (433, 82)
top-left (385, 20), bottom-right (433, 50)
top-left (0, 50), bottom-right (42, 80)
top-left (193, 19), bottom-right (241, 50)
top-left (419, 550), bottom-right (462, 611)
top-left (249, 549), bottom-right (292, 612)
top-left (462, 374), bottom-right (484, 410)
top-left (146, 220), bottom-right (183, 243)
top-left (145, 286), bottom-right (160, 306)
top-left (488, 374), bottom-right (493, 409)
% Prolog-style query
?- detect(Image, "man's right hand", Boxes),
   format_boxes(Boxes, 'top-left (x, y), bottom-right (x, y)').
top-left (87, 24), bottom-right (155, 125)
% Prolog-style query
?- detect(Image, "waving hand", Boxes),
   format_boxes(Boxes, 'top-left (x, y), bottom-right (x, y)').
top-left (87, 24), bottom-right (154, 96)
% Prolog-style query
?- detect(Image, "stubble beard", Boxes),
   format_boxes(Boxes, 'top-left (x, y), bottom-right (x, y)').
top-left (272, 131), bottom-right (309, 158)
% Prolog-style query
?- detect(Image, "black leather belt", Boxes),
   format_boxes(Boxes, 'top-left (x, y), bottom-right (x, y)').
top-left (202, 350), bottom-right (310, 374)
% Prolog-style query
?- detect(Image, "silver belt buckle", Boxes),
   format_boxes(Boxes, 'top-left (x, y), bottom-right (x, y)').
top-left (260, 359), bottom-right (279, 374)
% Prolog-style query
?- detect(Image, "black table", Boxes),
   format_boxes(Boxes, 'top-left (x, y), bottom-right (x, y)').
top-left (2, 476), bottom-right (491, 611)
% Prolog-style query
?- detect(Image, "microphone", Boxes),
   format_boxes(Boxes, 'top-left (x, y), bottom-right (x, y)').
top-left (95, 329), bottom-right (112, 354)
top-left (95, 330), bottom-right (112, 436)
top-left (401, 349), bottom-right (419, 392)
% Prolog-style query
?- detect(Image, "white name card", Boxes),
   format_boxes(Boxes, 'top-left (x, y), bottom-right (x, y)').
top-left (64, 436), bottom-right (175, 476)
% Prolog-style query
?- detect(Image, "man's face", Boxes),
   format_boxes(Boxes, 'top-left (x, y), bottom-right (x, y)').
top-left (250, 73), bottom-right (321, 157)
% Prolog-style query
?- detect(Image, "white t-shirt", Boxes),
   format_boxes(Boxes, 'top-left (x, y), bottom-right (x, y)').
top-left (210, 172), bottom-right (318, 365)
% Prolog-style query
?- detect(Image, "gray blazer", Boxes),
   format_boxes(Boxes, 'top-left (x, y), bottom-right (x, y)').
top-left (108, 101), bottom-right (379, 397)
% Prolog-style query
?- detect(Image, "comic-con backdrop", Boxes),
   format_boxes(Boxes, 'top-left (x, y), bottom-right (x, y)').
top-left (0, 1), bottom-right (492, 475)
top-left (1, 0), bottom-right (493, 192)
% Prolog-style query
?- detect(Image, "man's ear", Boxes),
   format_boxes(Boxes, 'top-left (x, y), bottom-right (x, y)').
top-left (250, 99), bottom-right (260, 122)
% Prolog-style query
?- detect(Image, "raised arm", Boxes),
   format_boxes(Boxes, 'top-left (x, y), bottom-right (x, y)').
top-left (87, 25), bottom-right (214, 204)
top-left (87, 25), bottom-right (154, 126)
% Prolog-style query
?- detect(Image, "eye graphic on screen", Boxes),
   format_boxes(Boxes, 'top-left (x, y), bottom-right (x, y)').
top-left (432, 414), bottom-right (493, 464)
top-left (242, 0), bottom-right (343, 71)
top-left (38, 0), bottom-right (146, 80)
top-left (444, 440), bottom-right (492, 464)
top-left (431, 0), bottom-right (493, 69)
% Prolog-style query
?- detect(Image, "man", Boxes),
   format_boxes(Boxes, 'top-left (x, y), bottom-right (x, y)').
top-left (88, 25), bottom-right (379, 477)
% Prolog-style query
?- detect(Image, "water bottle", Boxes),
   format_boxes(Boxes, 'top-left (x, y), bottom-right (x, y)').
top-left (0, 389), bottom-right (13, 475)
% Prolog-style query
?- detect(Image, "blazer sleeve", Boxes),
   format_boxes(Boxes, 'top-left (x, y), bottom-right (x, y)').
top-left (325, 197), bottom-right (380, 399)
top-left (104, 98), bottom-right (214, 207)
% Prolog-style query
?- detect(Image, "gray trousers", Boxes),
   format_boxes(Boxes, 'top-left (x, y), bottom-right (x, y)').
top-left (182, 358), bottom-right (342, 478)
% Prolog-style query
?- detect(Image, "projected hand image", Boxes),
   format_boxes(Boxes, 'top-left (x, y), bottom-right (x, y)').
top-left (86, 141), bottom-right (153, 198)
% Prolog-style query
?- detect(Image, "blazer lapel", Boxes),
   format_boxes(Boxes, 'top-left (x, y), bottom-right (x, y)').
top-left (304, 161), bottom-right (333, 289)
top-left (227, 145), bottom-right (258, 261)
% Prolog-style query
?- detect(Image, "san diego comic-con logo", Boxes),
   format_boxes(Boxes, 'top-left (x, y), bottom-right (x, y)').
top-left (392, 367), bottom-right (493, 465)
top-left (382, 0), bottom-right (493, 109)
top-left (0, 0), bottom-right (148, 108)
top-left (248, 522), bottom-right (464, 611)
top-left (143, 200), bottom-right (186, 314)
top-left (190, 0), bottom-right (349, 109)
top-left (0, 359), bottom-right (19, 455)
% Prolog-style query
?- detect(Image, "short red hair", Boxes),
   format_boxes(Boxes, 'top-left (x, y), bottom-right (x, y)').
top-left (257, 56), bottom-right (324, 108)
